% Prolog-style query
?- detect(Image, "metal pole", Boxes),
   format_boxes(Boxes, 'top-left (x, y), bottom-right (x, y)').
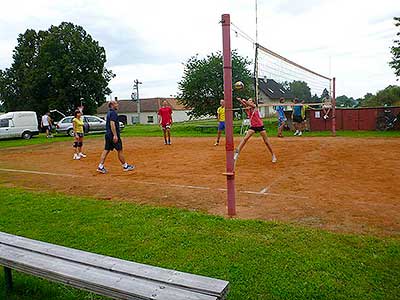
top-left (332, 77), bottom-right (336, 136)
top-left (135, 79), bottom-right (141, 124)
top-left (221, 14), bottom-right (236, 216)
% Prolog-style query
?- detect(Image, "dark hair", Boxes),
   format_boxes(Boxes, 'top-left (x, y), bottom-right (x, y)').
top-left (74, 110), bottom-right (81, 118)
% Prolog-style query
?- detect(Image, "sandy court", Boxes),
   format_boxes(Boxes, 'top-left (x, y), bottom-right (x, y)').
top-left (0, 136), bottom-right (399, 237)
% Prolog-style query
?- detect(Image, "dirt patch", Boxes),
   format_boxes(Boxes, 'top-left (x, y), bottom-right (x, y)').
top-left (0, 136), bottom-right (399, 237)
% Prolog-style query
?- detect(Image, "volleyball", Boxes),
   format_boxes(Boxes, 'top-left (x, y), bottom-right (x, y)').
top-left (234, 81), bottom-right (244, 90)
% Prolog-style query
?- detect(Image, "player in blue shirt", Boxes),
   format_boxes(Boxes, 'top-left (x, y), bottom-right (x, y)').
top-left (275, 97), bottom-right (287, 138)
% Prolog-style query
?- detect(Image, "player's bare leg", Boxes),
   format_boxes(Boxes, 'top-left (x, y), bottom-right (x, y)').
top-left (215, 130), bottom-right (222, 146)
top-left (162, 129), bottom-right (167, 145)
top-left (234, 129), bottom-right (255, 161)
top-left (166, 128), bottom-right (171, 145)
top-left (260, 131), bottom-right (277, 162)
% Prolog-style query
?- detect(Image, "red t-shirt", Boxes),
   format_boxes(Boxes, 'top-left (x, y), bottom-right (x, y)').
top-left (158, 107), bottom-right (172, 125)
top-left (246, 108), bottom-right (264, 127)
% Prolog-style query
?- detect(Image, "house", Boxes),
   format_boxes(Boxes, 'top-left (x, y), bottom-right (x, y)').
top-left (257, 78), bottom-right (293, 117)
top-left (97, 98), bottom-right (191, 125)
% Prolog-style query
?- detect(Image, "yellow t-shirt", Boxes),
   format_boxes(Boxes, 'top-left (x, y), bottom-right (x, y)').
top-left (217, 106), bottom-right (225, 122)
top-left (73, 117), bottom-right (84, 134)
top-left (301, 105), bottom-right (309, 119)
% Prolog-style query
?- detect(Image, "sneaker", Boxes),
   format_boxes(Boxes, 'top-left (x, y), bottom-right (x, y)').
top-left (123, 164), bottom-right (135, 172)
top-left (272, 155), bottom-right (277, 163)
top-left (233, 149), bottom-right (239, 161)
top-left (79, 153), bottom-right (87, 158)
top-left (294, 130), bottom-right (299, 136)
top-left (164, 141), bottom-right (168, 145)
top-left (97, 166), bottom-right (107, 174)
top-left (167, 141), bottom-right (172, 145)
top-left (214, 142), bottom-right (219, 146)
top-left (73, 154), bottom-right (81, 160)
top-left (298, 131), bottom-right (303, 136)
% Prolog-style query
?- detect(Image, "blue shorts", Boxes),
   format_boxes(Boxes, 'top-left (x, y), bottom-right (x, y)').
top-left (218, 122), bottom-right (225, 131)
top-left (278, 118), bottom-right (287, 127)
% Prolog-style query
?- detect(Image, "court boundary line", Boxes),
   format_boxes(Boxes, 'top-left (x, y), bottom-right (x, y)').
top-left (0, 168), bottom-right (308, 200)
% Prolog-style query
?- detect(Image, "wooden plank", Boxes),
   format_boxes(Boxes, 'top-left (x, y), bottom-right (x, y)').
top-left (0, 232), bottom-right (228, 298)
top-left (0, 244), bottom-right (217, 300)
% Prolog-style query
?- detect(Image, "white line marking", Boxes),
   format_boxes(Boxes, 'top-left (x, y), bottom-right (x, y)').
top-left (0, 167), bottom-right (308, 199)
top-left (0, 168), bottom-right (82, 178)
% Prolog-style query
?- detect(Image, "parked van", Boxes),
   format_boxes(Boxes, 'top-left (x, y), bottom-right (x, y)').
top-left (0, 111), bottom-right (39, 140)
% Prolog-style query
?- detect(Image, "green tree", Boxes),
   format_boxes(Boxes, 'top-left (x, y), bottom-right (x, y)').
top-left (177, 51), bottom-right (253, 118)
top-left (321, 88), bottom-right (330, 99)
top-left (389, 17), bottom-right (400, 79)
top-left (361, 85), bottom-right (400, 107)
top-left (336, 95), bottom-right (357, 107)
top-left (286, 81), bottom-right (311, 101)
top-left (0, 22), bottom-right (114, 115)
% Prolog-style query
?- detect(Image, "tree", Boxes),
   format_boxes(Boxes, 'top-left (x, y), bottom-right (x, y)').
top-left (361, 85), bottom-right (400, 107)
top-left (321, 88), bottom-right (330, 99)
top-left (0, 22), bottom-right (114, 115)
top-left (286, 81), bottom-right (312, 101)
top-left (336, 95), bottom-right (357, 107)
top-left (389, 17), bottom-right (400, 79)
top-left (177, 51), bottom-right (253, 118)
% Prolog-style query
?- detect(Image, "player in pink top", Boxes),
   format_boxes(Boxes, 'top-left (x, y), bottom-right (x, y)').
top-left (234, 98), bottom-right (277, 163)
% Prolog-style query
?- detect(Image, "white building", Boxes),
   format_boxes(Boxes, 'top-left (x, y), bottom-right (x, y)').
top-left (97, 98), bottom-right (191, 125)
top-left (257, 78), bottom-right (293, 117)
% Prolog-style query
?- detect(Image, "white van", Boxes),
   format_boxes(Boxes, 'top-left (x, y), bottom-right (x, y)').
top-left (0, 111), bottom-right (39, 140)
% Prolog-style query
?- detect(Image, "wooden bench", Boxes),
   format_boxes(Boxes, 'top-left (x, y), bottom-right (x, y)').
top-left (0, 232), bottom-right (229, 300)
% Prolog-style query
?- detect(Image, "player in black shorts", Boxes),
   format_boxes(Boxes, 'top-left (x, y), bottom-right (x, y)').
top-left (97, 99), bottom-right (135, 174)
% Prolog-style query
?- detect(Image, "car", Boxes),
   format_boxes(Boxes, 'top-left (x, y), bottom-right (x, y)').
top-left (56, 115), bottom-right (125, 137)
top-left (0, 111), bottom-right (40, 140)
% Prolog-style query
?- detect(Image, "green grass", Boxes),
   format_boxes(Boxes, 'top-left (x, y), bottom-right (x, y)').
top-left (0, 118), bottom-right (399, 149)
top-left (0, 187), bottom-right (399, 300)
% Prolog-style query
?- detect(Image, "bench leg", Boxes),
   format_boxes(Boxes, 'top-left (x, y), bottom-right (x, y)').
top-left (4, 267), bottom-right (13, 292)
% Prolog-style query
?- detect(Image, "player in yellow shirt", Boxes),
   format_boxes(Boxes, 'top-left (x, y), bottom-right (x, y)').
top-left (214, 100), bottom-right (225, 146)
top-left (72, 110), bottom-right (86, 160)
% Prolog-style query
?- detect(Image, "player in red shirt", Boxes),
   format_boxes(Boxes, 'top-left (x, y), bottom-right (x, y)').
top-left (158, 100), bottom-right (173, 145)
top-left (234, 98), bottom-right (277, 163)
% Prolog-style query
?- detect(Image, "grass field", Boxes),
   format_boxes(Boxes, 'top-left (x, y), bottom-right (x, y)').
top-left (0, 187), bottom-right (399, 300)
top-left (0, 118), bottom-right (399, 149)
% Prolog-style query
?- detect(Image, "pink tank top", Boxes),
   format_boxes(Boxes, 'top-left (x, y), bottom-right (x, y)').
top-left (247, 108), bottom-right (264, 127)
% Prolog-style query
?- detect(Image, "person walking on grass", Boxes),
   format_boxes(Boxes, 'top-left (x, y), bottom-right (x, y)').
top-left (41, 112), bottom-right (53, 138)
top-left (275, 97), bottom-right (287, 138)
top-left (214, 99), bottom-right (225, 146)
top-left (234, 97), bottom-right (277, 163)
top-left (97, 100), bottom-right (135, 174)
top-left (292, 98), bottom-right (303, 136)
top-left (72, 109), bottom-right (86, 160)
top-left (158, 100), bottom-right (173, 145)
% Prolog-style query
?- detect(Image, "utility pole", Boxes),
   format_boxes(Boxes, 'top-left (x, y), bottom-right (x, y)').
top-left (133, 79), bottom-right (142, 124)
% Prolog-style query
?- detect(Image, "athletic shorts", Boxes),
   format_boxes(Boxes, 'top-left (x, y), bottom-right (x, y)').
top-left (162, 123), bottom-right (171, 130)
top-left (293, 115), bottom-right (303, 123)
top-left (104, 135), bottom-right (123, 151)
top-left (278, 118), bottom-right (287, 127)
top-left (249, 126), bottom-right (265, 133)
top-left (218, 122), bottom-right (225, 131)
top-left (76, 132), bottom-right (84, 138)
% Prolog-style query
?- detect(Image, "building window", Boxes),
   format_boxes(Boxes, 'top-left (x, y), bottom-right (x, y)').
top-left (147, 116), bottom-right (154, 123)
top-left (132, 116), bottom-right (139, 124)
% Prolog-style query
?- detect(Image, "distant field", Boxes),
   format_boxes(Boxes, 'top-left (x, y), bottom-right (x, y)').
top-left (0, 118), bottom-right (399, 149)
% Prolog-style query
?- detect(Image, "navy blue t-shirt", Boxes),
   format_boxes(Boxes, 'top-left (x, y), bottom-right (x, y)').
top-left (106, 109), bottom-right (120, 137)
top-left (293, 105), bottom-right (302, 116)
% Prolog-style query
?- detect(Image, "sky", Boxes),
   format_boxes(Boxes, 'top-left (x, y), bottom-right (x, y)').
top-left (0, 0), bottom-right (399, 99)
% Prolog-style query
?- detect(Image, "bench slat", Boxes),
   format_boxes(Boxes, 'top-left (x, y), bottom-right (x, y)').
top-left (0, 232), bottom-right (228, 299)
top-left (0, 244), bottom-right (217, 300)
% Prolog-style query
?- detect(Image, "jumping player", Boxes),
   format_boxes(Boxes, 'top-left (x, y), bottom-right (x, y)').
top-left (214, 99), bottom-right (225, 146)
top-left (72, 109), bottom-right (86, 160)
top-left (97, 100), bottom-right (135, 174)
top-left (275, 97), bottom-right (286, 138)
top-left (158, 100), bottom-right (173, 145)
top-left (234, 98), bottom-right (277, 163)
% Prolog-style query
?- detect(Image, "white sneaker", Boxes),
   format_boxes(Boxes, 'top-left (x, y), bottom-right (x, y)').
top-left (298, 131), bottom-right (302, 136)
top-left (272, 155), bottom-right (277, 163)
top-left (73, 154), bottom-right (80, 160)
top-left (79, 153), bottom-right (87, 158)
top-left (294, 130), bottom-right (299, 136)
top-left (233, 149), bottom-right (239, 161)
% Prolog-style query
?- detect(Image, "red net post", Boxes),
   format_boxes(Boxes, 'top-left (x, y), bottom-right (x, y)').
top-left (221, 14), bottom-right (236, 216)
top-left (332, 77), bottom-right (336, 136)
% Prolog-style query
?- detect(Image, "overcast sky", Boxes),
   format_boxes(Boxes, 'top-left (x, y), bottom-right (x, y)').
top-left (0, 0), bottom-right (399, 99)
